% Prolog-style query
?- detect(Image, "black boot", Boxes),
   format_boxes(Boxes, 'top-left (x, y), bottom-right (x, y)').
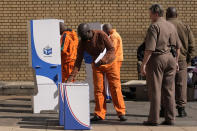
top-left (177, 107), bottom-right (187, 117)
top-left (160, 107), bottom-right (165, 117)
top-left (119, 115), bottom-right (127, 121)
top-left (161, 121), bottom-right (175, 126)
top-left (90, 115), bottom-right (103, 122)
top-left (143, 121), bottom-right (158, 126)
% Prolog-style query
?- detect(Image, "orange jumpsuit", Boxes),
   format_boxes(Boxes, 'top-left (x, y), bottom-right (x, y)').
top-left (69, 30), bottom-right (126, 119)
top-left (104, 29), bottom-right (124, 100)
top-left (109, 29), bottom-right (123, 72)
top-left (61, 30), bottom-right (78, 82)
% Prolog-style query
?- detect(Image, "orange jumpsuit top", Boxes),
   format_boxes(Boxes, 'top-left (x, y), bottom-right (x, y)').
top-left (60, 30), bottom-right (78, 64)
top-left (109, 29), bottom-right (123, 62)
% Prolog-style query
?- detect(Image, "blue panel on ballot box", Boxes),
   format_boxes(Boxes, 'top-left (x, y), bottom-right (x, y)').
top-left (30, 20), bottom-right (62, 86)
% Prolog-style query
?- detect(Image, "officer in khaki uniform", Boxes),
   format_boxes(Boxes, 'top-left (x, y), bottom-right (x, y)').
top-left (141, 4), bottom-right (181, 126)
top-left (166, 7), bottom-right (195, 117)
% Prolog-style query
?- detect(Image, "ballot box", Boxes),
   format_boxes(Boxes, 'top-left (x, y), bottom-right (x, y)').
top-left (28, 19), bottom-right (63, 114)
top-left (62, 83), bottom-right (90, 130)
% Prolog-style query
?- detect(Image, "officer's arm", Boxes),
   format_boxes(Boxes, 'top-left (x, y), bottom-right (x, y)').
top-left (141, 25), bottom-right (157, 75)
top-left (142, 24), bottom-right (158, 64)
top-left (174, 30), bottom-right (182, 63)
top-left (141, 50), bottom-right (152, 76)
top-left (142, 50), bottom-right (152, 65)
top-left (176, 48), bottom-right (180, 63)
top-left (188, 26), bottom-right (195, 59)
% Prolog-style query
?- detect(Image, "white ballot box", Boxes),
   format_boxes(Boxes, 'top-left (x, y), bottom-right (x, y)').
top-left (62, 83), bottom-right (90, 130)
top-left (28, 19), bottom-right (63, 114)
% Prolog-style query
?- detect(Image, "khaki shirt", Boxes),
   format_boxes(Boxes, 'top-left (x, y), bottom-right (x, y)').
top-left (167, 18), bottom-right (195, 62)
top-left (145, 18), bottom-right (182, 54)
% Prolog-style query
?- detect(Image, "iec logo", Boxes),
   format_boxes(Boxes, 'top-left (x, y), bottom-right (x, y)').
top-left (43, 45), bottom-right (52, 56)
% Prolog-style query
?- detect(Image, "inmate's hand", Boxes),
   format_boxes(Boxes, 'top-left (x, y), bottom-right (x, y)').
top-left (66, 67), bottom-right (78, 83)
top-left (140, 64), bottom-right (146, 76)
top-left (95, 61), bottom-right (102, 67)
top-left (66, 76), bottom-right (73, 83)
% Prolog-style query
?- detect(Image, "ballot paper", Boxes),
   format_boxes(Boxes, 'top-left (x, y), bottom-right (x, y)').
top-left (94, 48), bottom-right (106, 64)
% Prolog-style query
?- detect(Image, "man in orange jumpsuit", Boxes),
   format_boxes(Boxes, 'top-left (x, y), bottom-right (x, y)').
top-left (103, 24), bottom-right (123, 71)
top-left (102, 24), bottom-right (124, 102)
top-left (68, 23), bottom-right (127, 122)
top-left (60, 22), bottom-right (78, 82)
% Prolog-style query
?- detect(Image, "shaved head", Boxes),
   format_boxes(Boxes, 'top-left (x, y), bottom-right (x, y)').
top-left (77, 23), bottom-right (90, 35)
top-left (77, 23), bottom-right (93, 41)
top-left (166, 7), bottom-right (177, 19)
top-left (60, 22), bottom-right (66, 35)
top-left (102, 23), bottom-right (112, 35)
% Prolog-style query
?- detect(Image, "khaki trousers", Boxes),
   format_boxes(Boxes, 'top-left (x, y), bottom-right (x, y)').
top-left (175, 60), bottom-right (187, 108)
top-left (146, 53), bottom-right (176, 123)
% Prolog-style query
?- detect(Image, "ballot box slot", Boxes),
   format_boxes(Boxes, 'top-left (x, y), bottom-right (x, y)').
top-left (35, 66), bottom-right (41, 69)
top-left (50, 65), bottom-right (58, 68)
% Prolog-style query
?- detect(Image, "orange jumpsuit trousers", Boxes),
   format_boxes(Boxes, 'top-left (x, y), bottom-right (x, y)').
top-left (92, 61), bottom-right (126, 119)
top-left (62, 61), bottom-right (75, 82)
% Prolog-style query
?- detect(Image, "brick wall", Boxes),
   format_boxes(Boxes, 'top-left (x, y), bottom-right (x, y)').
top-left (0, 0), bottom-right (196, 82)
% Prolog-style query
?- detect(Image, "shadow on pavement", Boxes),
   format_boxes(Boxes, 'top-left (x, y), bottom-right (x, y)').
top-left (0, 103), bottom-right (31, 108)
top-left (9, 98), bottom-right (32, 101)
top-left (0, 109), bottom-right (32, 113)
top-left (19, 117), bottom-right (64, 130)
top-left (91, 113), bottom-right (148, 118)
top-left (91, 120), bottom-right (142, 126)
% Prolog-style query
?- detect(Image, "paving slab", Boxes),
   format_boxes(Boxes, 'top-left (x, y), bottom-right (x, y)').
top-left (0, 126), bottom-right (13, 131)
top-left (183, 127), bottom-right (197, 131)
top-left (0, 96), bottom-right (196, 131)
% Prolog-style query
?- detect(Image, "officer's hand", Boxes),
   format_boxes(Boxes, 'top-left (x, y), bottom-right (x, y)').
top-left (140, 64), bottom-right (146, 76)
top-left (176, 63), bottom-right (179, 71)
top-left (95, 61), bottom-right (102, 67)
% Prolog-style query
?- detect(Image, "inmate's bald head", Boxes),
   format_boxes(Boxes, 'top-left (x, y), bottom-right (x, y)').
top-left (166, 7), bottom-right (177, 19)
top-left (60, 22), bottom-right (66, 35)
top-left (77, 23), bottom-right (92, 41)
top-left (102, 24), bottom-right (112, 35)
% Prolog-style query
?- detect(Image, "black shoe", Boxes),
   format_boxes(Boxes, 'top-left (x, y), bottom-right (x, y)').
top-left (161, 121), bottom-right (175, 125)
top-left (90, 115), bottom-right (103, 122)
top-left (177, 107), bottom-right (187, 117)
top-left (160, 108), bottom-right (165, 117)
top-left (143, 121), bottom-right (158, 126)
top-left (119, 115), bottom-right (127, 121)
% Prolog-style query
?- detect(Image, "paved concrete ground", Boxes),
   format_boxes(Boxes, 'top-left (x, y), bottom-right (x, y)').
top-left (0, 96), bottom-right (196, 131)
